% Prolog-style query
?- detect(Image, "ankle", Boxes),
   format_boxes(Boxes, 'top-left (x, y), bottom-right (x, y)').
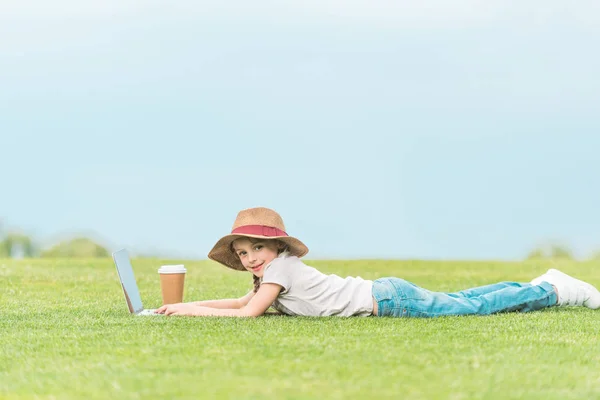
top-left (552, 284), bottom-right (559, 304)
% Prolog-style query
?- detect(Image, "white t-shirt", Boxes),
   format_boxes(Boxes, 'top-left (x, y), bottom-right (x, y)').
top-left (260, 254), bottom-right (374, 317)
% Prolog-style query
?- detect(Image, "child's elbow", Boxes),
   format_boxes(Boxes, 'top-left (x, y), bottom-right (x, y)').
top-left (239, 306), bottom-right (266, 318)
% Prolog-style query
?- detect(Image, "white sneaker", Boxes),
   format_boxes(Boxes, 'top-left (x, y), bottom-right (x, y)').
top-left (531, 269), bottom-right (600, 309)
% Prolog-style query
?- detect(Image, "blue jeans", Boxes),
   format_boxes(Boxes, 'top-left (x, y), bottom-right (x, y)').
top-left (372, 277), bottom-right (557, 317)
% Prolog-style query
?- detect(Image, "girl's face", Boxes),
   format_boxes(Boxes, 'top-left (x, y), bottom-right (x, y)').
top-left (232, 238), bottom-right (280, 278)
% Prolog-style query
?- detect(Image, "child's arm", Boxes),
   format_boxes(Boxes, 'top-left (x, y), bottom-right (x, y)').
top-left (157, 283), bottom-right (281, 317)
top-left (192, 290), bottom-right (255, 309)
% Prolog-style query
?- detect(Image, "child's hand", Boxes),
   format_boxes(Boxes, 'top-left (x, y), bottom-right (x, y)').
top-left (155, 303), bottom-right (200, 316)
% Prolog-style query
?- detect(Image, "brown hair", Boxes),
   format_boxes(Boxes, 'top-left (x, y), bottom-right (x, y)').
top-left (230, 237), bottom-right (288, 293)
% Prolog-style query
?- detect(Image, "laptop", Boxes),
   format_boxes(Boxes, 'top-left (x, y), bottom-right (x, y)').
top-left (112, 249), bottom-right (162, 316)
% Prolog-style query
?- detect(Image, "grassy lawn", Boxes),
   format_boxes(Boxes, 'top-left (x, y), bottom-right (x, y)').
top-left (1, 257), bottom-right (599, 399)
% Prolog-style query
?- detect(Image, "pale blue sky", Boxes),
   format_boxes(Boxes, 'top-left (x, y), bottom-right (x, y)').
top-left (1, 1), bottom-right (599, 259)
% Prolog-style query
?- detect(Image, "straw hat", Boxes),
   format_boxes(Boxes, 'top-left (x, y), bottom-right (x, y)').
top-left (208, 207), bottom-right (309, 271)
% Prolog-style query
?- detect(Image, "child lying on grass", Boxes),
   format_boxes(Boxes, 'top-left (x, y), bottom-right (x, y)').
top-left (156, 207), bottom-right (600, 317)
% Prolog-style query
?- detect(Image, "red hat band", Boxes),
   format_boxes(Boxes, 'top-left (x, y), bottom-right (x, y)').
top-left (231, 225), bottom-right (288, 237)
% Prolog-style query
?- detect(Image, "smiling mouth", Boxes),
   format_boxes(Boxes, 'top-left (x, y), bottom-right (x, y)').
top-left (251, 263), bottom-right (264, 272)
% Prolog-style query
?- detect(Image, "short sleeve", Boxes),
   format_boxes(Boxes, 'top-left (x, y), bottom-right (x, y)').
top-left (261, 257), bottom-right (292, 293)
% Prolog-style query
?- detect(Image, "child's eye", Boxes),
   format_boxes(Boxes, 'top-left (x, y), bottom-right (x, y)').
top-left (254, 245), bottom-right (263, 251)
top-left (238, 251), bottom-right (246, 257)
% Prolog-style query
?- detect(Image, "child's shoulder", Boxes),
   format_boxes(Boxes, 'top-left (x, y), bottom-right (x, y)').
top-left (271, 253), bottom-right (298, 265)
top-left (267, 254), bottom-right (306, 271)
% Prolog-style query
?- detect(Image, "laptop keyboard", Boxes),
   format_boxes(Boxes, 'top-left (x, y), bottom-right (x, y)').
top-left (137, 309), bottom-right (162, 316)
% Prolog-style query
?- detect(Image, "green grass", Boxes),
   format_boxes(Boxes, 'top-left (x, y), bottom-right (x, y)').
top-left (1, 257), bottom-right (600, 399)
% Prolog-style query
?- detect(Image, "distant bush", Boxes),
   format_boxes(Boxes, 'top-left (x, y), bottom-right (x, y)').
top-left (526, 243), bottom-right (574, 260)
top-left (0, 233), bottom-right (37, 258)
top-left (41, 237), bottom-right (109, 258)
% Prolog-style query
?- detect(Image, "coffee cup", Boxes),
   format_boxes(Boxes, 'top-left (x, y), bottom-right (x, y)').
top-left (158, 264), bottom-right (186, 305)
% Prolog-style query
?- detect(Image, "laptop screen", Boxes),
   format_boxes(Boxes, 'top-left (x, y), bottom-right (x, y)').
top-left (112, 249), bottom-right (144, 314)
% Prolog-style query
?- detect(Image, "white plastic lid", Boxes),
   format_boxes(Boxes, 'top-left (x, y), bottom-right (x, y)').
top-left (158, 264), bottom-right (186, 274)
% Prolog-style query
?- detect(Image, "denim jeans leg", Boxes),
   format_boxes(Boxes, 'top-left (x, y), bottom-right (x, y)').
top-left (373, 278), bottom-right (557, 317)
top-left (447, 282), bottom-right (527, 299)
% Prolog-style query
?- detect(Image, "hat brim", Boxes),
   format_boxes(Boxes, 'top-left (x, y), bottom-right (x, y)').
top-left (208, 233), bottom-right (309, 271)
